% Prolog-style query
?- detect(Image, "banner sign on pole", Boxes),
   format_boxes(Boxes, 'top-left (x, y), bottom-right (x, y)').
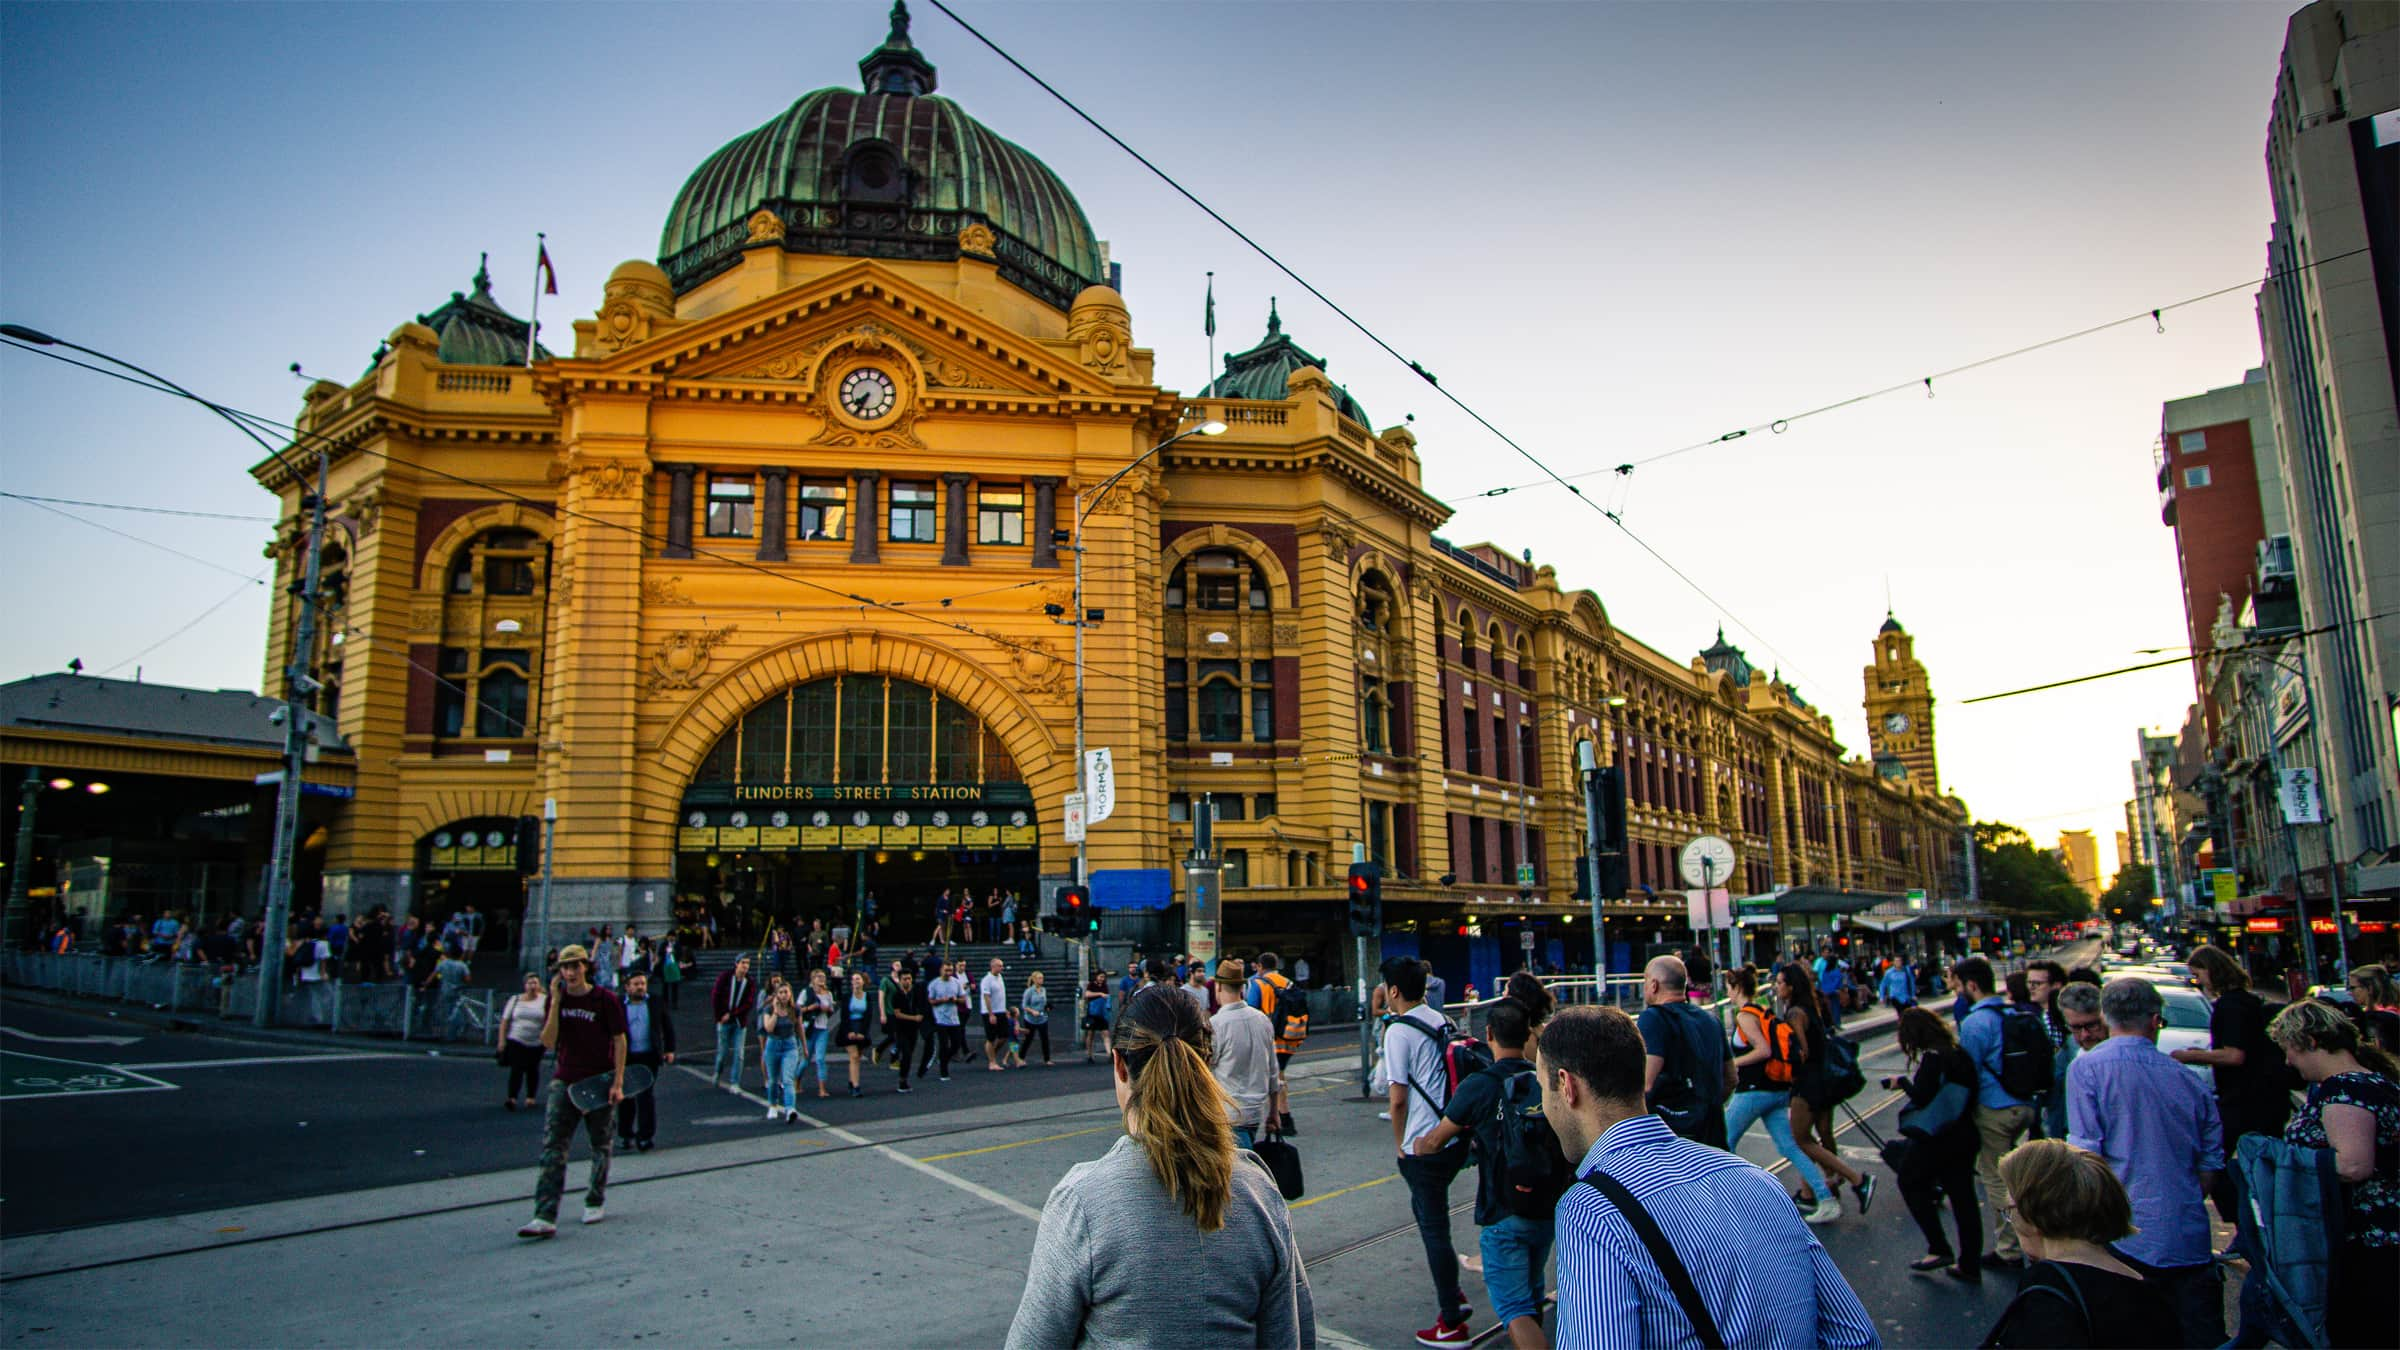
top-left (2278, 768), bottom-right (2323, 824)
top-left (1085, 749), bottom-right (1116, 824)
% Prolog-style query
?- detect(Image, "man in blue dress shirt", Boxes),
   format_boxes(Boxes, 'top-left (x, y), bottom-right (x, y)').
top-left (1538, 1005), bottom-right (1880, 1349)
top-left (2067, 977), bottom-right (2224, 1347)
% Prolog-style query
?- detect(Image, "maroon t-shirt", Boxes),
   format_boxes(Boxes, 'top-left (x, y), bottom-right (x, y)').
top-left (551, 985), bottom-right (628, 1084)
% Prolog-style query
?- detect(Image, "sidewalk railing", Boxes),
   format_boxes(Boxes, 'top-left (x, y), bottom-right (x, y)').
top-left (2, 951), bottom-right (496, 1045)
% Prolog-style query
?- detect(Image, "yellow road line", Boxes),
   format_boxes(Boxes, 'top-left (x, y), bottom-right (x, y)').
top-left (918, 1124), bottom-right (1116, 1162)
top-left (1289, 1173), bottom-right (1398, 1210)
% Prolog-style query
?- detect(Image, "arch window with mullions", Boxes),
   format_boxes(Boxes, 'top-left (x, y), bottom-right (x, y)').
top-left (694, 675), bottom-right (1010, 786)
top-left (433, 646), bottom-right (538, 739)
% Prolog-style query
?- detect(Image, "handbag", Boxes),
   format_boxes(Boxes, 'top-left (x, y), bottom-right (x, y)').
top-left (1898, 1080), bottom-right (1970, 1139)
top-left (1253, 1131), bottom-right (1305, 1201)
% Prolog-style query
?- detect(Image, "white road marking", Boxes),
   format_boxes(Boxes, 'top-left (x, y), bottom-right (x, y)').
top-left (112, 1053), bottom-right (396, 1071)
top-left (2, 1026), bottom-right (143, 1046)
top-left (675, 1064), bottom-right (1043, 1222)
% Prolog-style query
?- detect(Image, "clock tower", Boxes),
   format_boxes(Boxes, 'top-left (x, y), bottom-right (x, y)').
top-left (1864, 613), bottom-right (1938, 790)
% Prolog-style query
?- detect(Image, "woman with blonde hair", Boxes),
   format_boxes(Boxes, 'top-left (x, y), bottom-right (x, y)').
top-left (2269, 998), bottom-right (2400, 1347)
top-left (1981, 1139), bottom-right (2175, 1347)
top-left (1006, 984), bottom-right (1314, 1348)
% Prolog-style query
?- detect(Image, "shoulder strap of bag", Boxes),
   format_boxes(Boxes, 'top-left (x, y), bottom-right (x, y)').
top-left (1984, 1267), bottom-right (2092, 1348)
top-left (1391, 1013), bottom-right (1454, 1113)
top-left (1579, 1169), bottom-right (1726, 1350)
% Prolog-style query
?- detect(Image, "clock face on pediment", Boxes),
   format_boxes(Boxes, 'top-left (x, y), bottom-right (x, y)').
top-left (836, 366), bottom-right (899, 424)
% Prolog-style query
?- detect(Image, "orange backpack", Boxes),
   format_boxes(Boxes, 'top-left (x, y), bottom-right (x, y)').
top-left (1741, 1002), bottom-right (1796, 1086)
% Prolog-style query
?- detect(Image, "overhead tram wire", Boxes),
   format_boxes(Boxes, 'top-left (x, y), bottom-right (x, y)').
top-left (2, 492), bottom-right (270, 585)
top-left (0, 491), bottom-right (273, 522)
top-left (96, 568), bottom-right (276, 676)
top-left (1958, 610), bottom-right (2395, 704)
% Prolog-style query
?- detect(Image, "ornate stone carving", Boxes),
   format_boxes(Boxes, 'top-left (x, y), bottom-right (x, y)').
top-left (1067, 289), bottom-right (1133, 375)
top-left (1005, 633), bottom-right (1073, 697)
top-left (573, 459), bottom-right (645, 499)
top-left (1081, 469), bottom-right (1164, 516)
top-left (746, 209), bottom-right (787, 245)
top-left (1271, 623), bottom-right (1300, 645)
top-left (1316, 519), bottom-right (1358, 557)
top-left (641, 575), bottom-right (694, 606)
top-left (339, 486), bottom-right (382, 536)
top-left (956, 222), bottom-right (997, 258)
top-left (641, 625), bottom-right (738, 696)
top-left (409, 600), bottom-right (444, 632)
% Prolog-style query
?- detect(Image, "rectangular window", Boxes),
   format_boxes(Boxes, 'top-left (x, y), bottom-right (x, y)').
top-left (840, 676), bottom-right (884, 784)
top-left (705, 475), bottom-right (755, 537)
top-left (485, 552), bottom-right (538, 596)
top-left (1165, 660), bottom-right (1187, 741)
top-left (888, 482), bottom-right (937, 542)
top-left (933, 695), bottom-right (978, 783)
top-left (1222, 848), bottom-right (1249, 890)
top-left (793, 680), bottom-right (838, 782)
top-left (1499, 827), bottom-right (1517, 888)
top-left (1251, 661), bottom-right (1275, 744)
top-left (738, 696), bottom-right (788, 784)
top-left (1254, 793), bottom-right (1277, 819)
top-left (1368, 801), bottom-right (1391, 870)
top-left (434, 647), bottom-right (469, 737)
top-left (886, 680), bottom-right (932, 782)
top-left (797, 482), bottom-right (847, 541)
top-left (976, 483), bottom-right (1025, 545)
top-left (1168, 793), bottom-right (1191, 823)
top-left (2177, 430), bottom-right (2206, 453)
top-left (2183, 466), bottom-right (2212, 488)
top-left (1198, 680), bottom-right (1242, 743)
top-left (1215, 795), bottom-right (1247, 821)
top-left (475, 668), bottom-right (529, 738)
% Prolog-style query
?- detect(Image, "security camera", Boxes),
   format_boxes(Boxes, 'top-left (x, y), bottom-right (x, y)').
top-left (268, 707), bottom-right (288, 725)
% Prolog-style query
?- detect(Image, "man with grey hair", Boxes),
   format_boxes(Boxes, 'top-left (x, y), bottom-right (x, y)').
top-left (2066, 977), bottom-right (2224, 1346)
top-left (2054, 982), bottom-right (2107, 1052)
top-left (1637, 955), bottom-right (1730, 1147)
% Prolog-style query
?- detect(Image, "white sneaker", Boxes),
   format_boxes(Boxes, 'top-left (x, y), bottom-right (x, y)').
top-left (515, 1218), bottom-right (556, 1239)
top-left (1806, 1199), bottom-right (1843, 1225)
top-left (765, 1106), bottom-right (781, 1121)
top-left (581, 1208), bottom-right (605, 1225)
top-left (1376, 1111), bottom-right (1391, 1121)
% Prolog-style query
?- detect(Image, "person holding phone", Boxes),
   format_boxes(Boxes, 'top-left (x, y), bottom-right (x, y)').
top-left (835, 970), bottom-right (878, 1098)
top-left (516, 945), bottom-right (625, 1239)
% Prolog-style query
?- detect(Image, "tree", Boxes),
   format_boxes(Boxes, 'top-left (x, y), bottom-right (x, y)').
top-left (1973, 820), bottom-right (2091, 922)
top-left (2097, 863), bottom-right (2156, 926)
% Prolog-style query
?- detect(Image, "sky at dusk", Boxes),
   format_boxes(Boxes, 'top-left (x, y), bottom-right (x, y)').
top-left (0, 1), bottom-right (2309, 876)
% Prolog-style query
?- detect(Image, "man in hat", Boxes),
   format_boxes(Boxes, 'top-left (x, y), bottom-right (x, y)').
top-left (517, 944), bottom-right (626, 1239)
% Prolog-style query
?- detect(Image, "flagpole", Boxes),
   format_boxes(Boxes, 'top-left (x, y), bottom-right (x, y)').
top-left (525, 232), bottom-right (546, 368)
top-left (1204, 270), bottom-right (1216, 404)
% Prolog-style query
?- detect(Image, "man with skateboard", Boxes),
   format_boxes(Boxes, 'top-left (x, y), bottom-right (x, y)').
top-left (616, 972), bottom-right (676, 1152)
top-left (517, 944), bottom-right (627, 1239)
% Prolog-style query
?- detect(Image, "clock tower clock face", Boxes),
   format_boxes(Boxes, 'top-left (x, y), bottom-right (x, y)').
top-left (1884, 712), bottom-right (1911, 735)
top-left (837, 367), bottom-right (898, 421)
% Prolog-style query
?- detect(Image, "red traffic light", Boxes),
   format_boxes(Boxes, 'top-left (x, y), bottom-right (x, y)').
top-left (1349, 872), bottom-right (1370, 895)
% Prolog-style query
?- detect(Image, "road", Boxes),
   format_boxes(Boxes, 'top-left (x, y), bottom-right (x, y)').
top-left (12, 938), bottom-right (2241, 1346)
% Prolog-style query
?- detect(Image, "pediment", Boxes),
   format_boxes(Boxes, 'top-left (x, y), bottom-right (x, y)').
top-left (583, 263), bottom-right (1121, 403)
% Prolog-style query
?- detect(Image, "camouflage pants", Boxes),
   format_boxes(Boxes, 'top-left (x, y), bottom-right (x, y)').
top-left (532, 1079), bottom-right (613, 1222)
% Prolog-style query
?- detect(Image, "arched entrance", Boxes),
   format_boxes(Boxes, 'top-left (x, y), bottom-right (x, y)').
top-left (677, 673), bottom-right (1038, 945)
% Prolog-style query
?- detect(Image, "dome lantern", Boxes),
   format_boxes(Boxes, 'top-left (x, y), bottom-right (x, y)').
top-left (859, 1), bottom-right (937, 97)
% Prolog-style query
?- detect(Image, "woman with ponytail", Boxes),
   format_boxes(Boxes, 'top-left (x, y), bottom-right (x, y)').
top-left (1007, 984), bottom-right (1316, 1349)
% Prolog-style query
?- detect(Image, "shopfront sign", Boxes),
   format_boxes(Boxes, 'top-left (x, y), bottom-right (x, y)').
top-left (2244, 917), bottom-right (2283, 933)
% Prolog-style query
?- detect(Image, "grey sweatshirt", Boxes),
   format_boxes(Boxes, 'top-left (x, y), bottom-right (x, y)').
top-left (1005, 1134), bottom-right (1316, 1349)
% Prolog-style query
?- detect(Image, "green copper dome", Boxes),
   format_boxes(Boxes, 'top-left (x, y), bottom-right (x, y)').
top-left (368, 256), bottom-right (552, 372)
top-left (1203, 300), bottom-right (1371, 425)
top-left (658, 2), bottom-right (1105, 310)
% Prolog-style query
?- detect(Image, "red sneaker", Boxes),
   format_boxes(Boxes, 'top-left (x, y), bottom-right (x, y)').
top-left (1413, 1317), bottom-right (1470, 1347)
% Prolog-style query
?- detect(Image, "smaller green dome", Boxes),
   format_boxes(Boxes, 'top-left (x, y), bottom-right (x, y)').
top-left (386, 256), bottom-right (552, 369)
top-left (1203, 300), bottom-right (1370, 425)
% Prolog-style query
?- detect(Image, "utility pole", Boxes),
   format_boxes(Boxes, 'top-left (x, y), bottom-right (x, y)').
top-left (257, 449), bottom-right (329, 1025)
top-left (1577, 739), bottom-right (1606, 989)
top-left (4, 768), bottom-right (39, 948)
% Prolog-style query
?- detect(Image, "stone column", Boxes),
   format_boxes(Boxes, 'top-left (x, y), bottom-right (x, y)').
top-left (941, 472), bottom-right (971, 567)
top-left (663, 465), bottom-right (694, 558)
top-left (757, 468), bottom-right (789, 562)
top-left (849, 471), bottom-right (881, 564)
top-left (1030, 476), bottom-right (1061, 569)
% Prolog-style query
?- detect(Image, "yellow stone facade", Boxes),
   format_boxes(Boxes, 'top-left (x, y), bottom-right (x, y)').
top-left (251, 9), bottom-right (1971, 960)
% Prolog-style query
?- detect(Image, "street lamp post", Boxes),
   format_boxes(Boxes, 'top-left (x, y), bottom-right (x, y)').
top-left (2237, 640), bottom-right (2350, 981)
top-left (1062, 415), bottom-right (1224, 915)
top-left (4, 768), bottom-right (41, 949)
top-left (0, 324), bottom-right (328, 1021)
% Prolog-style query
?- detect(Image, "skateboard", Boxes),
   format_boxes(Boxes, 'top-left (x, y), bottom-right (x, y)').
top-left (564, 1062), bottom-right (654, 1112)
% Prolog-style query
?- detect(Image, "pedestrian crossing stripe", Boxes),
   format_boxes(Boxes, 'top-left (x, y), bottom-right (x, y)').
top-left (0, 1048), bottom-right (178, 1099)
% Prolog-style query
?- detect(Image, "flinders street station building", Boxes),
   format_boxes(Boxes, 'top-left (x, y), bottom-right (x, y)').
top-left (222, 6), bottom-right (1972, 983)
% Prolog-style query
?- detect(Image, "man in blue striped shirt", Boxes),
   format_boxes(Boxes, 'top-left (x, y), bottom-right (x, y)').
top-left (1538, 1006), bottom-right (1881, 1348)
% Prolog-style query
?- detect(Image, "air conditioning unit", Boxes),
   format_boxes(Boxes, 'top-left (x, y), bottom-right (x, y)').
top-left (2257, 535), bottom-right (2296, 585)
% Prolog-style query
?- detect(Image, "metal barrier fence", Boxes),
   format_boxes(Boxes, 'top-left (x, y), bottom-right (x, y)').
top-left (2, 952), bottom-right (495, 1044)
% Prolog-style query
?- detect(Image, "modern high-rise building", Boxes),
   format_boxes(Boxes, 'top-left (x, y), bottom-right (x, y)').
top-left (2252, 0), bottom-right (2399, 877)
top-left (2056, 829), bottom-right (2103, 900)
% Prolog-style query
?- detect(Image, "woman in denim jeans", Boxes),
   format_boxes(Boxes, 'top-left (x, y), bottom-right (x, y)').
top-left (799, 968), bottom-right (837, 1100)
top-left (759, 983), bottom-right (800, 1122)
top-left (1722, 964), bottom-right (1841, 1225)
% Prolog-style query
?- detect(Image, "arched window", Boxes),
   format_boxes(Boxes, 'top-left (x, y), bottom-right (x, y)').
top-left (1197, 679), bottom-right (1242, 743)
top-left (475, 665), bottom-right (529, 738)
top-left (426, 525), bottom-right (549, 741)
top-left (1357, 570), bottom-right (1396, 633)
top-left (450, 528), bottom-right (543, 596)
top-left (696, 676), bottom-right (1006, 786)
top-left (1171, 550), bottom-right (1266, 612)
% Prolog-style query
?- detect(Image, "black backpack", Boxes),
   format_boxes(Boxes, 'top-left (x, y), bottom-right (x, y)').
top-left (1489, 1067), bottom-right (1572, 1220)
top-left (1977, 1004), bottom-right (2054, 1100)
top-left (289, 938), bottom-right (317, 969)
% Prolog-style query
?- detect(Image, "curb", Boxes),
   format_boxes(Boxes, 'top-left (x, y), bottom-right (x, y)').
top-left (1, 986), bottom-right (455, 1057)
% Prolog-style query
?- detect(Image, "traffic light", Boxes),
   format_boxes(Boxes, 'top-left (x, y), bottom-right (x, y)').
top-left (1058, 885), bottom-right (1090, 933)
top-left (1346, 862), bottom-right (1382, 936)
top-left (1588, 765), bottom-right (1629, 901)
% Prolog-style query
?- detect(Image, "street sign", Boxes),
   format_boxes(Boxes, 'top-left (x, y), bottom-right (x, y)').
top-left (1085, 749), bottom-right (1116, 824)
top-left (1520, 929), bottom-right (1536, 952)
top-left (2210, 869), bottom-right (2237, 908)
top-left (1061, 791), bottom-right (1087, 844)
top-left (1515, 862), bottom-right (1536, 888)
top-left (1678, 835), bottom-right (1737, 890)
top-left (1906, 889), bottom-right (1928, 911)
top-left (2278, 768), bottom-right (2323, 824)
